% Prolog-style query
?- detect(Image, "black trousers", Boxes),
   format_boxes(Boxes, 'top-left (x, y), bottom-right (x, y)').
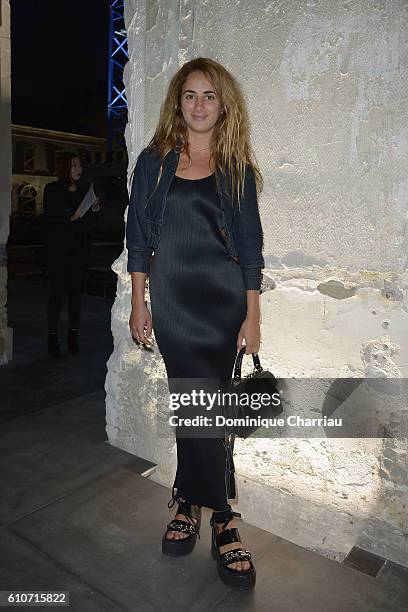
top-left (46, 239), bottom-right (87, 334)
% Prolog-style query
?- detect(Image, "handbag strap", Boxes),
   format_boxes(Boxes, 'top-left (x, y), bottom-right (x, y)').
top-left (233, 346), bottom-right (263, 382)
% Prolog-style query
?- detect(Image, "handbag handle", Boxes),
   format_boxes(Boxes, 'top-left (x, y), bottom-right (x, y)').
top-left (233, 346), bottom-right (263, 382)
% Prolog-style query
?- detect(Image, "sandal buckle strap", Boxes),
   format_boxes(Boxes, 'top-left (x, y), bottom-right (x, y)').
top-left (216, 527), bottom-right (241, 547)
top-left (220, 548), bottom-right (252, 565)
top-left (211, 504), bottom-right (238, 530)
top-left (167, 519), bottom-right (197, 535)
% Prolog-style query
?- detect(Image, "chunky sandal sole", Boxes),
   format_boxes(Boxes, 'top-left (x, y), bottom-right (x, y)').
top-left (162, 533), bottom-right (198, 556)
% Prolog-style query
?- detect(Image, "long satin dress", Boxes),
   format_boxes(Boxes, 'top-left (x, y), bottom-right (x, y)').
top-left (148, 172), bottom-right (247, 511)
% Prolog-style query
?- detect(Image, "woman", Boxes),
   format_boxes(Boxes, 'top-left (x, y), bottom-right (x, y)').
top-left (43, 152), bottom-right (100, 357)
top-left (127, 57), bottom-right (264, 590)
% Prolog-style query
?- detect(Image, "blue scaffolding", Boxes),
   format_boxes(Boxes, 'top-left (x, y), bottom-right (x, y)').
top-left (108, 0), bottom-right (128, 159)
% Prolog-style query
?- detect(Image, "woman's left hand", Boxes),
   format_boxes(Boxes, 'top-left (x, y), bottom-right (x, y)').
top-left (237, 315), bottom-right (261, 354)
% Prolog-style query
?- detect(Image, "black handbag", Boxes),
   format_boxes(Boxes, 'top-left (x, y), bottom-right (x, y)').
top-left (222, 346), bottom-right (283, 439)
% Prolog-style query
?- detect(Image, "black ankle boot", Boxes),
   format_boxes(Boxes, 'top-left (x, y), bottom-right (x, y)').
top-left (68, 328), bottom-right (79, 354)
top-left (48, 332), bottom-right (61, 357)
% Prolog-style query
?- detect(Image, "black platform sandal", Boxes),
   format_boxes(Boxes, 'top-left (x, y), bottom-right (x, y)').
top-left (210, 504), bottom-right (256, 590)
top-left (162, 491), bottom-right (202, 556)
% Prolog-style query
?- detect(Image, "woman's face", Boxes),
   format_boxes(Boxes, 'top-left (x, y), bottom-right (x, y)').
top-left (180, 71), bottom-right (223, 136)
top-left (70, 157), bottom-right (82, 182)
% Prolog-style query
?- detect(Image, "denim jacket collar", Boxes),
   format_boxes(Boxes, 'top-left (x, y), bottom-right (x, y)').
top-left (126, 144), bottom-right (265, 290)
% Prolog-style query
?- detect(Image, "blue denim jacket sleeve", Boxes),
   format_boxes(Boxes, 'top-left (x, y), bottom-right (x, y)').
top-left (126, 151), bottom-right (154, 274)
top-left (235, 164), bottom-right (265, 291)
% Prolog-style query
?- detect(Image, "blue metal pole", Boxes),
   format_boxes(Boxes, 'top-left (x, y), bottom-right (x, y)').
top-left (107, 0), bottom-right (128, 160)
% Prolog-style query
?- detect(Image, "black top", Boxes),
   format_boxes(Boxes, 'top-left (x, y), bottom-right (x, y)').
top-left (43, 180), bottom-right (94, 250)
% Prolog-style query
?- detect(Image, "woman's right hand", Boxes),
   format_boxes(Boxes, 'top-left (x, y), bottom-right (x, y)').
top-left (70, 207), bottom-right (81, 221)
top-left (129, 302), bottom-right (153, 346)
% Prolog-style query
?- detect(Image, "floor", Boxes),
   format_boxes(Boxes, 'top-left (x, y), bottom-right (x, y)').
top-left (0, 278), bottom-right (407, 611)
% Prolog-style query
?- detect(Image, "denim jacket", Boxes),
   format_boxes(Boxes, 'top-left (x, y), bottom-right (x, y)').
top-left (126, 147), bottom-right (265, 290)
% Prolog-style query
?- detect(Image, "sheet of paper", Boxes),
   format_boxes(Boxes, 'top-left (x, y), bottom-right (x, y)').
top-left (78, 183), bottom-right (96, 218)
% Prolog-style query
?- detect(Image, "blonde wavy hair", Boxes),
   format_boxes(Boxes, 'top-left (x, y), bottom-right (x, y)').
top-left (145, 57), bottom-right (263, 208)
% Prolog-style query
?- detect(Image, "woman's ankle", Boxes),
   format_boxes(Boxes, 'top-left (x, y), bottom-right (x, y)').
top-left (211, 504), bottom-right (232, 520)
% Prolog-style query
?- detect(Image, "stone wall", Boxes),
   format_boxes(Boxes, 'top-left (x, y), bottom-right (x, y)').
top-left (0, 0), bottom-right (12, 364)
top-left (106, 0), bottom-right (408, 567)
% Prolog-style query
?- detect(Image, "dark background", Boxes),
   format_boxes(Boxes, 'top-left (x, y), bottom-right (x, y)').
top-left (11, 0), bottom-right (110, 136)
top-left (8, 1), bottom-right (125, 299)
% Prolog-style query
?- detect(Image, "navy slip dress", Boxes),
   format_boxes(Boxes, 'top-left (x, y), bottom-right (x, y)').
top-left (148, 172), bottom-right (247, 510)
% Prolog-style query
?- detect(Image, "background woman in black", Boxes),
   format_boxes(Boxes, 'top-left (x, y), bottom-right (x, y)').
top-left (43, 152), bottom-right (99, 357)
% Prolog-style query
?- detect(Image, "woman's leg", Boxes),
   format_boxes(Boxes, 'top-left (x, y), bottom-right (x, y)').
top-left (164, 444), bottom-right (204, 542)
top-left (66, 250), bottom-right (84, 331)
top-left (164, 496), bottom-right (201, 541)
top-left (182, 433), bottom-right (250, 572)
top-left (166, 436), bottom-right (251, 570)
top-left (47, 249), bottom-right (67, 334)
top-left (211, 506), bottom-right (251, 572)
top-left (165, 375), bottom-right (236, 540)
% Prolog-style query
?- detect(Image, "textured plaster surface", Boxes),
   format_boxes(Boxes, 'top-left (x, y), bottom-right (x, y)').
top-left (106, 1), bottom-right (408, 567)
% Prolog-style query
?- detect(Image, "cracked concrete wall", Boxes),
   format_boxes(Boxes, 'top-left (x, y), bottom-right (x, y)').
top-left (106, 1), bottom-right (408, 567)
top-left (0, 0), bottom-right (12, 364)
